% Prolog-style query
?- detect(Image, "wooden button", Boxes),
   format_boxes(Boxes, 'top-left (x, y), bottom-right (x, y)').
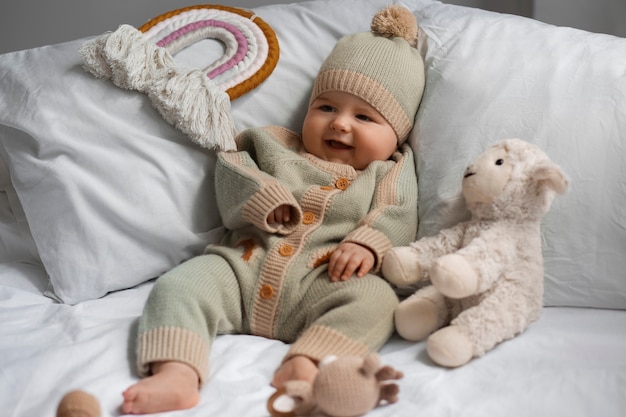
top-left (279, 244), bottom-right (294, 256)
top-left (335, 177), bottom-right (350, 190)
top-left (302, 212), bottom-right (315, 224)
top-left (320, 186), bottom-right (334, 191)
top-left (260, 285), bottom-right (274, 299)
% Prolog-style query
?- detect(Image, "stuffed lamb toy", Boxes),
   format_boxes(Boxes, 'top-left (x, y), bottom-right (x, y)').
top-left (382, 139), bottom-right (568, 367)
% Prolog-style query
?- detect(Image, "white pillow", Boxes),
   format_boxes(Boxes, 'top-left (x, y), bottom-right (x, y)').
top-left (0, 0), bottom-right (428, 304)
top-left (0, 152), bottom-right (39, 264)
top-left (0, 43), bottom-right (224, 304)
top-left (411, 3), bottom-right (626, 309)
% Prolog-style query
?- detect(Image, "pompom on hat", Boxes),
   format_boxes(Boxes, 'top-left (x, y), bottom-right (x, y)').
top-left (310, 5), bottom-right (425, 143)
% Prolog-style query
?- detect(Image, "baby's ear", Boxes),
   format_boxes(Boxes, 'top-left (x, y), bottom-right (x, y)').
top-left (534, 162), bottom-right (569, 195)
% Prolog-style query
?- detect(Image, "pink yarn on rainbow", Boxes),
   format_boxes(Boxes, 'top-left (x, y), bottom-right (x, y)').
top-left (139, 5), bottom-right (280, 100)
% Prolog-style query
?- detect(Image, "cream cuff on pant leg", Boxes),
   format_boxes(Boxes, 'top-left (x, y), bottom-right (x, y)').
top-left (137, 326), bottom-right (210, 384)
top-left (283, 325), bottom-right (369, 364)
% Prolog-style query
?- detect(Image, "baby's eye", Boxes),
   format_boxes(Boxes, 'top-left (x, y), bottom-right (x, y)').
top-left (320, 105), bottom-right (335, 112)
top-left (495, 159), bottom-right (504, 166)
top-left (356, 114), bottom-right (372, 121)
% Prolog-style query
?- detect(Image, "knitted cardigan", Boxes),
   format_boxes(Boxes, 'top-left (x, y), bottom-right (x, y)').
top-left (206, 125), bottom-right (418, 339)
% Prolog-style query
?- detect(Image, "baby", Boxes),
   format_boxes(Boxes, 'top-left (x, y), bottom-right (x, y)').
top-left (122, 5), bottom-right (425, 414)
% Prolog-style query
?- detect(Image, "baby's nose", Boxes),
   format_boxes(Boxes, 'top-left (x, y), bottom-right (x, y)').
top-left (330, 114), bottom-right (350, 132)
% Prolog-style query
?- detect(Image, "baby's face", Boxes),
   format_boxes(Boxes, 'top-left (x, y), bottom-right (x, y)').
top-left (301, 91), bottom-right (397, 170)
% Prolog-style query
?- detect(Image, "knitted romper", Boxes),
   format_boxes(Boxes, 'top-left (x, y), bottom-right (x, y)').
top-left (136, 126), bottom-right (418, 383)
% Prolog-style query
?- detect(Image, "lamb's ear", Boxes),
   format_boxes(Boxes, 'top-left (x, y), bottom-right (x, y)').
top-left (534, 162), bottom-right (569, 195)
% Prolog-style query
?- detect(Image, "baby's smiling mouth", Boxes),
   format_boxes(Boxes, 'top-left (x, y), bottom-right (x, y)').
top-left (326, 140), bottom-right (352, 150)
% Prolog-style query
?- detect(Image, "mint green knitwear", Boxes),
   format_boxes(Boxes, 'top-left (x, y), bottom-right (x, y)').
top-left (136, 255), bottom-right (241, 381)
top-left (137, 253), bottom-right (400, 383)
top-left (136, 126), bottom-right (417, 383)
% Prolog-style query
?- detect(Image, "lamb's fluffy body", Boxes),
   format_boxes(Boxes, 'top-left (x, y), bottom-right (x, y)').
top-left (383, 139), bottom-right (568, 367)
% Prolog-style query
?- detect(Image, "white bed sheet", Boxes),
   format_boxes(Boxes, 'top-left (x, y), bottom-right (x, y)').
top-left (1, 264), bottom-right (625, 417)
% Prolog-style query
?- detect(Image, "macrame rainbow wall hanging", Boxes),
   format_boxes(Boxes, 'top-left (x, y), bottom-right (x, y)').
top-left (139, 5), bottom-right (280, 101)
top-left (80, 5), bottom-right (280, 151)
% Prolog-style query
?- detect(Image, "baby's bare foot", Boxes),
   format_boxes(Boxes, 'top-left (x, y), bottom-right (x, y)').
top-left (271, 355), bottom-right (319, 388)
top-left (122, 361), bottom-right (200, 414)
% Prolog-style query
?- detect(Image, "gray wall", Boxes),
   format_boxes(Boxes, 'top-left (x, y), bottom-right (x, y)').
top-left (450, 0), bottom-right (625, 36)
top-left (0, 0), bottom-right (296, 54)
top-left (0, 0), bottom-right (623, 54)
top-left (535, 0), bottom-right (626, 37)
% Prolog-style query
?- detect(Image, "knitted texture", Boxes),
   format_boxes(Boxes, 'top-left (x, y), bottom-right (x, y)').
top-left (137, 254), bottom-right (242, 383)
top-left (310, 6), bottom-right (425, 143)
top-left (313, 356), bottom-right (384, 417)
top-left (272, 353), bottom-right (403, 417)
top-left (137, 327), bottom-right (209, 382)
top-left (285, 326), bottom-right (370, 362)
top-left (136, 126), bottom-right (416, 381)
top-left (214, 127), bottom-right (417, 340)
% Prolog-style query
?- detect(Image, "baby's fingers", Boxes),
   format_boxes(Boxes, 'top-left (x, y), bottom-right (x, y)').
top-left (355, 256), bottom-right (374, 278)
top-left (267, 205), bottom-right (291, 224)
top-left (329, 252), bottom-right (356, 281)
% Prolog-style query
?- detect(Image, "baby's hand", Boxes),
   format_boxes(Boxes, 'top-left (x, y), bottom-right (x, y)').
top-left (267, 204), bottom-right (292, 225)
top-left (329, 242), bottom-right (375, 282)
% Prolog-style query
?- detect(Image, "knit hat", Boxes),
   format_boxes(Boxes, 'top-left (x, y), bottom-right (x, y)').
top-left (310, 5), bottom-right (425, 143)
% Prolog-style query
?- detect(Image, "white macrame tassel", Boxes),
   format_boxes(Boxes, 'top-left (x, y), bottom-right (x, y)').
top-left (80, 33), bottom-right (114, 80)
top-left (149, 67), bottom-right (237, 151)
top-left (80, 25), bottom-right (237, 151)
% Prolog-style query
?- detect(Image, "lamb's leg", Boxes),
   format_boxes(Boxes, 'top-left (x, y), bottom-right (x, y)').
top-left (395, 285), bottom-right (449, 342)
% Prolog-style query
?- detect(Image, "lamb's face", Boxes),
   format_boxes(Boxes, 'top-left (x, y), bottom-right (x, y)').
top-left (462, 143), bottom-right (513, 205)
top-left (461, 139), bottom-right (566, 221)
